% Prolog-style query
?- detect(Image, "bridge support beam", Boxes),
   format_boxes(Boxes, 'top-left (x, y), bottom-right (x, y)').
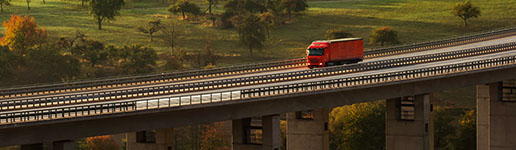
top-left (126, 128), bottom-right (174, 150)
top-left (386, 94), bottom-right (433, 150)
top-left (477, 81), bottom-right (516, 150)
top-left (286, 108), bottom-right (329, 150)
top-left (232, 115), bottom-right (280, 150)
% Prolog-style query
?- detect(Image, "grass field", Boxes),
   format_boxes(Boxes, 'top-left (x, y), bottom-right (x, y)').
top-left (1, 0), bottom-right (516, 66)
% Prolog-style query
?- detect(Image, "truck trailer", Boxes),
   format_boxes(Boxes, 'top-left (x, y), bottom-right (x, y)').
top-left (306, 38), bottom-right (364, 68)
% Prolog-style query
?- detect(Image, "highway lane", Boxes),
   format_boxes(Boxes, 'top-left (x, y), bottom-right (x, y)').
top-left (138, 48), bottom-right (516, 99)
top-left (4, 48), bottom-right (516, 115)
top-left (3, 35), bottom-right (516, 102)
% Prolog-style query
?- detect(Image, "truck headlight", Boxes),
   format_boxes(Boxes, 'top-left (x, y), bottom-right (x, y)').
top-left (319, 63), bottom-right (322, 65)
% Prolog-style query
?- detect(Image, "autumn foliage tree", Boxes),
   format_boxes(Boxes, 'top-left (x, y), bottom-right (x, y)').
top-left (85, 135), bottom-right (121, 150)
top-left (201, 122), bottom-right (230, 150)
top-left (0, 15), bottom-right (47, 55)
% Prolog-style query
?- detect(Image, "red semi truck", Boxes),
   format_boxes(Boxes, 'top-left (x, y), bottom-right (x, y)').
top-left (306, 38), bottom-right (364, 68)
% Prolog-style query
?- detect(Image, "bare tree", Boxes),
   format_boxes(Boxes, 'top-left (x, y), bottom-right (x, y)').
top-left (160, 21), bottom-right (186, 53)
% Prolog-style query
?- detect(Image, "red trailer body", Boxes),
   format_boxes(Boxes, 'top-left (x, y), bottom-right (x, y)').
top-left (306, 38), bottom-right (364, 68)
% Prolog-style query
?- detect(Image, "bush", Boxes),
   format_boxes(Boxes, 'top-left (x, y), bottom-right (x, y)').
top-left (325, 29), bottom-right (353, 40)
top-left (369, 26), bottom-right (399, 47)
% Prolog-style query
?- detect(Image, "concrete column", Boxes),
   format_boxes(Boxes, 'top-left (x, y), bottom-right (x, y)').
top-left (386, 94), bottom-right (432, 150)
top-left (232, 115), bottom-right (280, 150)
top-left (20, 143), bottom-right (43, 150)
top-left (127, 128), bottom-right (174, 150)
top-left (477, 82), bottom-right (516, 150)
top-left (286, 108), bottom-right (329, 150)
top-left (52, 140), bottom-right (77, 150)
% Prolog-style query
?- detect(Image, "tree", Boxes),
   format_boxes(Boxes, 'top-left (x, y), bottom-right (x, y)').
top-left (452, 1), bottom-right (480, 27)
top-left (205, 0), bottom-right (219, 15)
top-left (329, 101), bottom-right (385, 150)
top-left (81, 0), bottom-right (87, 7)
top-left (325, 29), bottom-right (353, 40)
top-left (0, 15), bottom-right (47, 55)
top-left (452, 110), bottom-right (476, 150)
top-left (0, 0), bottom-right (11, 12)
top-left (259, 12), bottom-right (278, 39)
top-left (167, 0), bottom-right (201, 20)
top-left (201, 30), bottom-right (218, 66)
top-left (137, 19), bottom-right (161, 42)
top-left (236, 14), bottom-right (266, 57)
top-left (88, 0), bottom-right (125, 30)
top-left (160, 21), bottom-right (186, 53)
top-left (119, 45), bottom-right (157, 74)
top-left (433, 108), bottom-right (457, 150)
top-left (25, 0), bottom-right (30, 10)
top-left (279, 0), bottom-right (308, 19)
top-left (369, 26), bottom-right (399, 47)
top-left (200, 122), bottom-right (230, 150)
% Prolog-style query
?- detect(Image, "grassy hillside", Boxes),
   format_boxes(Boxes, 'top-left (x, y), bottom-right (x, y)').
top-left (0, 0), bottom-right (515, 66)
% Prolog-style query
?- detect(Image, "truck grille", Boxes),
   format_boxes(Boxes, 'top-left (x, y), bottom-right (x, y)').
top-left (308, 58), bottom-right (319, 63)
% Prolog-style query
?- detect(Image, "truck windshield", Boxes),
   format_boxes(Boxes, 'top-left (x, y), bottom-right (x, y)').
top-left (308, 48), bottom-right (324, 56)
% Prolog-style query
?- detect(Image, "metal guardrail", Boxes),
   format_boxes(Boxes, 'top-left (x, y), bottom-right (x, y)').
top-left (2, 26), bottom-right (516, 99)
top-left (2, 53), bottom-right (516, 125)
top-left (3, 42), bottom-right (516, 111)
top-left (364, 26), bottom-right (516, 58)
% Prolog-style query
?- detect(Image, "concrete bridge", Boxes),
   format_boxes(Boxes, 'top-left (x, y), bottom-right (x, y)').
top-left (2, 28), bottom-right (516, 150)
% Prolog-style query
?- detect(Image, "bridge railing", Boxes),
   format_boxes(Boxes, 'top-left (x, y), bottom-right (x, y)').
top-left (4, 42), bottom-right (516, 111)
top-left (0, 58), bottom-right (306, 99)
top-left (2, 53), bottom-right (516, 125)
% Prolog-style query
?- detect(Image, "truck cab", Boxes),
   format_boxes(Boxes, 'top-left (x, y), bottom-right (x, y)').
top-left (306, 41), bottom-right (330, 68)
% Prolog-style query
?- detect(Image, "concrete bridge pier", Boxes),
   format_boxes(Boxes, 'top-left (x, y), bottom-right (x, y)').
top-left (232, 115), bottom-right (280, 150)
top-left (126, 128), bottom-right (174, 150)
top-left (286, 108), bottom-right (329, 150)
top-left (386, 94), bottom-right (433, 150)
top-left (477, 81), bottom-right (516, 150)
